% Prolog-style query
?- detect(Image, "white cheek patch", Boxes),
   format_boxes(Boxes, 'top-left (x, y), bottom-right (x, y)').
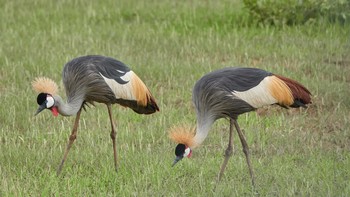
top-left (46, 96), bottom-right (55, 108)
top-left (183, 147), bottom-right (191, 157)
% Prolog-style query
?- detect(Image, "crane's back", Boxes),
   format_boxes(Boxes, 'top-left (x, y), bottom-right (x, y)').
top-left (63, 55), bottom-right (129, 104)
top-left (62, 55), bottom-right (159, 114)
top-left (192, 67), bottom-right (270, 119)
top-left (192, 67), bottom-right (311, 120)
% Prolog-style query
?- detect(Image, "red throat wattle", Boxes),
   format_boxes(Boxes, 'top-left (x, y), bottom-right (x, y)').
top-left (186, 146), bottom-right (192, 158)
top-left (51, 106), bottom-right (59, 117)
top-left (188, 150), bottom-right (192, 158)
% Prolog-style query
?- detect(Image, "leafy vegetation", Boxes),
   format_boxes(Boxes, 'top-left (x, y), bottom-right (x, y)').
top-left (243, 0), bottom-right (350, 25)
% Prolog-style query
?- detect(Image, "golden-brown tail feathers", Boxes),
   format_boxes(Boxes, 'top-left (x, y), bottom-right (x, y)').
top-left (274, 74), bottom-right (312, 108)
top-left (130, 72), bottom-right (159, 114)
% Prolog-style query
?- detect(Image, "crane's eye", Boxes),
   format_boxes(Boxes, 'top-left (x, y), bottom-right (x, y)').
top-left (46, 96), bottom-right (55, 108)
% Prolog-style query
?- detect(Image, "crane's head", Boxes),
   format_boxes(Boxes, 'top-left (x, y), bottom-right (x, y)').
top-left (32, 77), bottom-right (59, 117)
top-left (172, 143), bottom-right (192, 166)
top-left (35, 93), bottom-right (59, 117)
top-left (169, 126), bottom-right (196, 167)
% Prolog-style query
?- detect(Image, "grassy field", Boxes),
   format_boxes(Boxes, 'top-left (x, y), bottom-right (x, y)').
top-left (1, 0), bottom-right (349, 196)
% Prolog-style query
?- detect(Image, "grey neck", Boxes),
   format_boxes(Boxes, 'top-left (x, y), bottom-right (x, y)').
top-left (53, 95), bottom-right (84, 116)
top-left (193, 114), bottom-right (215, 147)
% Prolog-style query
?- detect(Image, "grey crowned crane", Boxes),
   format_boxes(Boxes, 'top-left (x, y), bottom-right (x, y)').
top-left (32, 55), bottom-right (159, 175)
top-left (170, 67), bottom-right (311, 186)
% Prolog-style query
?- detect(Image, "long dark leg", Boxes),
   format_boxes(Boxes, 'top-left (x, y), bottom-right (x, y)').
top-left (233, 119), bottom-right (255, 187)
top-left (217, 118), bottom-right (235, 181)
top-left (57, 108), bottom-right (82, 175)
top-left (107, 104), bottom-right (118, 172)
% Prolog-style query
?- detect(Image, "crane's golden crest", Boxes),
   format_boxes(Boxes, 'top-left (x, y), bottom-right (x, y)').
top-left (169, 126), bottom-right (196, 147)
top-left (32, 77), bottom-right (58, 95)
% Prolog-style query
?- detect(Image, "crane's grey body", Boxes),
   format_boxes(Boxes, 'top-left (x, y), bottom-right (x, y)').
top-left (193, 67), bottom-right (272, 120)
top-left (55, 55), bottom-right (155, 116)
top-left (192, 67), bottom-right (273, 145)
top-left (63, 55), bottom-right (130, 103)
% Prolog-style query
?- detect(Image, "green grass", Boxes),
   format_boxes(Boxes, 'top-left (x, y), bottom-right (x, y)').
top-left (1, 0), bottom-right (350, 196)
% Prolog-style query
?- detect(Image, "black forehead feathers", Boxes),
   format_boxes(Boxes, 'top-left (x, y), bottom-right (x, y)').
top-left (175, 143), bottom-right (186, 156)
top-left (37, 93), bottom-right (48, 105)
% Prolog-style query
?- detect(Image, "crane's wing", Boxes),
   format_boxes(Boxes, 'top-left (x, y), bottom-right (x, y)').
top-left (62, 55), bottom-right (159, 114)
top-left (93, 56), bottom-right (131, 85)
top-left (93, 56), bottom-right (159, 113)
top-left (222, 68), bottom-right (311, 108)
top-left (194, 67), bottom-right (310, 112)
top-left (210, 67), bottom-right (296, 108)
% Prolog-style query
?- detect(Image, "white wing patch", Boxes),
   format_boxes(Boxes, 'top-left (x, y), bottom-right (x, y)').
top-left (100, 71), bottom-right (136, 100)
top-left (232, 76), bottom-right (277, 108)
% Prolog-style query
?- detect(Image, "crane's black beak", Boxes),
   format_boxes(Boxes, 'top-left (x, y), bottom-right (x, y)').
top-left (172, 155), bottom-right (183, 167)
top-left (35, 104), bottom-right (46, 116)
